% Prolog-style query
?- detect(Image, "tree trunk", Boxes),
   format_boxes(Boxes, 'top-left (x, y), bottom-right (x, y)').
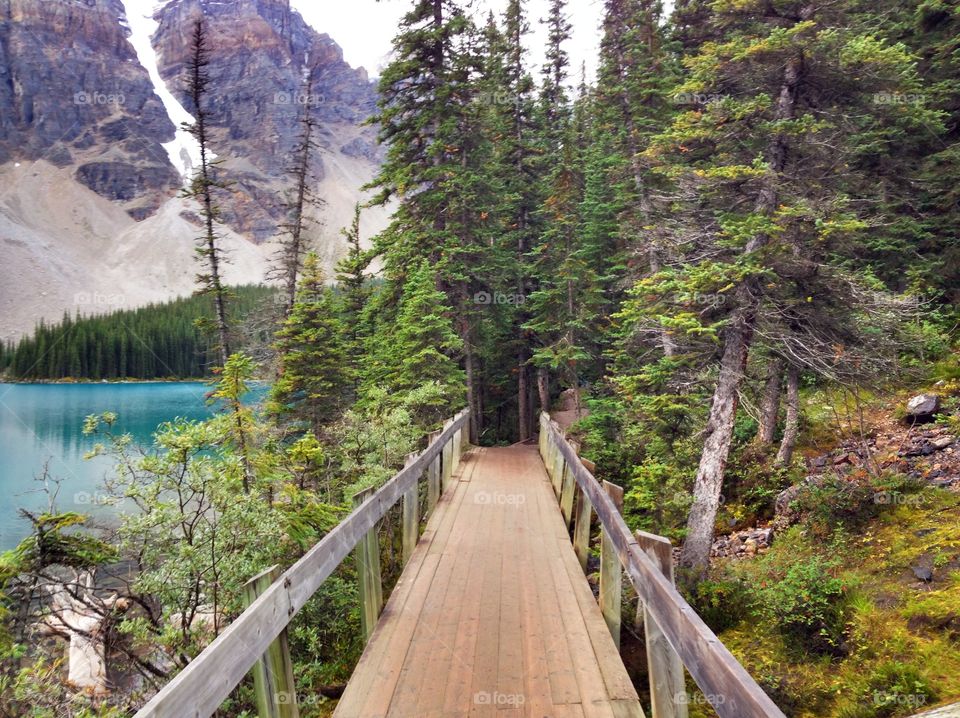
top-left (776, 365), bottom-right (800, 466)
top-left (678, 316), bottom-right (752, 575)
top-left (757, 356), bottom-right (785, 444)
top-left (464, 342), bottom-right (482, 445)
top-left (536, 366), bottom-right (550, 417)
top-left (679, 45), bottom-right (806, 578)
top-left (518, 351), bottom-right (532, 442)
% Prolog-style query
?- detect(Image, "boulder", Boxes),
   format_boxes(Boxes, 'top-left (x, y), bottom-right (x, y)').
top-left (906, 394), bottom-right (941, 422)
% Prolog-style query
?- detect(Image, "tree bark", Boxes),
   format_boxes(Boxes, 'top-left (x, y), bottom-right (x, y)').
top-left (537, 366), bottom-right (550, 417)
top-left (678, 316), bottom-right (752, 574)
top-left (757, 356), bottom-right (785, 444)
top-left (776, 364), bottom-right (800, 466)
top-left (679, 44), bottom-right (806, 578)
top-left (518, 351), bottom-right (532, 441)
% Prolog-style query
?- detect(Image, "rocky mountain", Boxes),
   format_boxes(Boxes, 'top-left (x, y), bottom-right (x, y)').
top-left (0, 0), bottom-right (180, 219)
top-left (0, 0), bottom-right (388, 340)
top-left (152, 0), bottom-right (382, 241)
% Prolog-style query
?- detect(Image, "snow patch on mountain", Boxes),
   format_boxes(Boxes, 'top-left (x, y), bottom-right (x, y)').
top-left (119, 0), bottom-right (205, 179)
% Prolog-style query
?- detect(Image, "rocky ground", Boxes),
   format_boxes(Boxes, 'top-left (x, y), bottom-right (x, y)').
top-left (711, 392), bottom-right (959, 560)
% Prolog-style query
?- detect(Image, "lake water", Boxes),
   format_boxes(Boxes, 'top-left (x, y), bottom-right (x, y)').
top-left (0, 382), bottom-right (267, 551)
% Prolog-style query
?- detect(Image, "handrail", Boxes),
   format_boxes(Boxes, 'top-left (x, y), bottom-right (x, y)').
top-left (135, 409), bottom-right (470, 718)
top-left (539, 413), bottom-right (786, 718)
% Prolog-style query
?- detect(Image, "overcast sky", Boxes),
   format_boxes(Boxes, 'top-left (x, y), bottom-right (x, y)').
top-left (292, 0), bottom-right (605, 83)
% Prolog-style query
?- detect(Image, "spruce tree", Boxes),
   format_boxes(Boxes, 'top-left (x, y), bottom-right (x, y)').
top-left (270, 254), bottom-right (351, 437)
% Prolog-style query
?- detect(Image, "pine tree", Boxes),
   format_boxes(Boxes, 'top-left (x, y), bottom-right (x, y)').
top-left (270, 255), bottom-right (351, 436)
top-left (633, 0), bottom-right (937, 576)
top-left (273, 70), bottom-right (323, 317)
top-left (183, 19), bottom-right (231, 367)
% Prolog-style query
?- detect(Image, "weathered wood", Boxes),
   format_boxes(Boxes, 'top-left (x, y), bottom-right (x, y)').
top-left (353, 487), bottom-right (383, 643)
top-left (599, 480), bottom-right (624, 650)
top-left (242, 566), bottom-right (300, 718)
top-left (427, 431), bottom-right (441, 513)
top-left (559, 460), bottom-right (576, 528)
top-left (441, 419), bottom-right (454, 492)
top-left (451, 420), bottom-right (462, 475)
top-left (572, 485), bottom-right (592, 572)
top-left (134, 411), bottom-right (470, 718)
top-left (402, 453), bottom-right (420, 565)
top-left (551, 443), bottom-right (565, 498)
top-left (636, 531), bottom-right (687, 718)
top-left (540, 414), bottom-right (786, 718)
top-left (336, 444), bottom-right (643, 717)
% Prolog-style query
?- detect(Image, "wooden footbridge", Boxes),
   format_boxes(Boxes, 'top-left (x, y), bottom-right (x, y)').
top-left (135, 410), bottom-right (786, 718)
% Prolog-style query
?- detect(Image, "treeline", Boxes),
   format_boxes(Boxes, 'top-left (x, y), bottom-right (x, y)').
top-left (349, 0), bottom-right (959, 573)
top-left (0, 285), bottom-right (275, 380)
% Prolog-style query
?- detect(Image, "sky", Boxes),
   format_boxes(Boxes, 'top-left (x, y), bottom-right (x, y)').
top-left (292, 0), bottom-right (605, 83)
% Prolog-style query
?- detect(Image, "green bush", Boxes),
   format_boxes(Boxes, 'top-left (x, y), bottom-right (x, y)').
top-left (758, 556), bottom-right (851, 655)
top-left (683, 576), bottom-right (752, 633)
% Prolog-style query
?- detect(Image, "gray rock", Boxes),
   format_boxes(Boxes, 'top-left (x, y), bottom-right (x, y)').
top-left (906, 394), bottom-right (941, 421)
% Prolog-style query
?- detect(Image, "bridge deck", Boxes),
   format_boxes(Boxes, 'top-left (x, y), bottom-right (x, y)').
top-left (334, 445), bottom-right (644, 718)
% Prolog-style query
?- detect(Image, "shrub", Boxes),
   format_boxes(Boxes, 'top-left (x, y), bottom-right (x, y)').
top-left (683, 576), bottom-right (752, 633)
top-left (758, 556), bottom-right (851, 655)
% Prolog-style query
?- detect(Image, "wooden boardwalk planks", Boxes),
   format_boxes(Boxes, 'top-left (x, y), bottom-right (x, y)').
top-left (333, 445), bottom-right (643, 718)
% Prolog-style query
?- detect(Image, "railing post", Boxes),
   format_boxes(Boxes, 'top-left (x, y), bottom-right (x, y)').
top-left (635, 531), bottom-right (687, 718)
top-left (599, 480), bottom-right (624, 650)
top-left (559, 460), bottom-right (576, 528)
top-left (427, 430), bottom-right (442, 512)
top-left (538, 413), bottom-right (548, 459)
top-left (352, 487), bottom-right (383, 643)
top-left (402, 453), bottom-right (420, 565)
top-left (451, 413), bottom-right (462, 475)
top-left (550, 431), bottom-right (565, 498)
top-left (242, 566), bottom-right (300, 718)
top-left (572, 484), bottom-right (592, 572)
top-left (441, 418), bottom-right (454, 492)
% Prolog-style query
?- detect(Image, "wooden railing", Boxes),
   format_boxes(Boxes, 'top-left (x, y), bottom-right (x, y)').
top-left (538, 412), bottom-right (786, 718)
top-left (134, 409), bottom-right (470, 718)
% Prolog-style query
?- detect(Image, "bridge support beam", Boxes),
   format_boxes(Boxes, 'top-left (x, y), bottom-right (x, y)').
top-left (599, 480), bottom-right (624, 650)
top-left (242, 566), bottom-right (300, 718)
top-left (353, 487), bottom-right (383, 643)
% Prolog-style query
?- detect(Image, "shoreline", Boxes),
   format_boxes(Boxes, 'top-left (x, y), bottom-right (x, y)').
top-left (0, 378), bottom-right (271, 386)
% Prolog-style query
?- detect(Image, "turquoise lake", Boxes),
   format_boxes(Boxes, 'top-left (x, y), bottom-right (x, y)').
top-left (0, 382), bottom-right (267, 551)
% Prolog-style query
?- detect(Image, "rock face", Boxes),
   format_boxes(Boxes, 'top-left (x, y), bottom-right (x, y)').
top-left (0, 0), bottom-right (180, 217)
top-left (0, 0), bottom-right (390, 338)
top-left (152, 0), bottom-right (380, 242)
